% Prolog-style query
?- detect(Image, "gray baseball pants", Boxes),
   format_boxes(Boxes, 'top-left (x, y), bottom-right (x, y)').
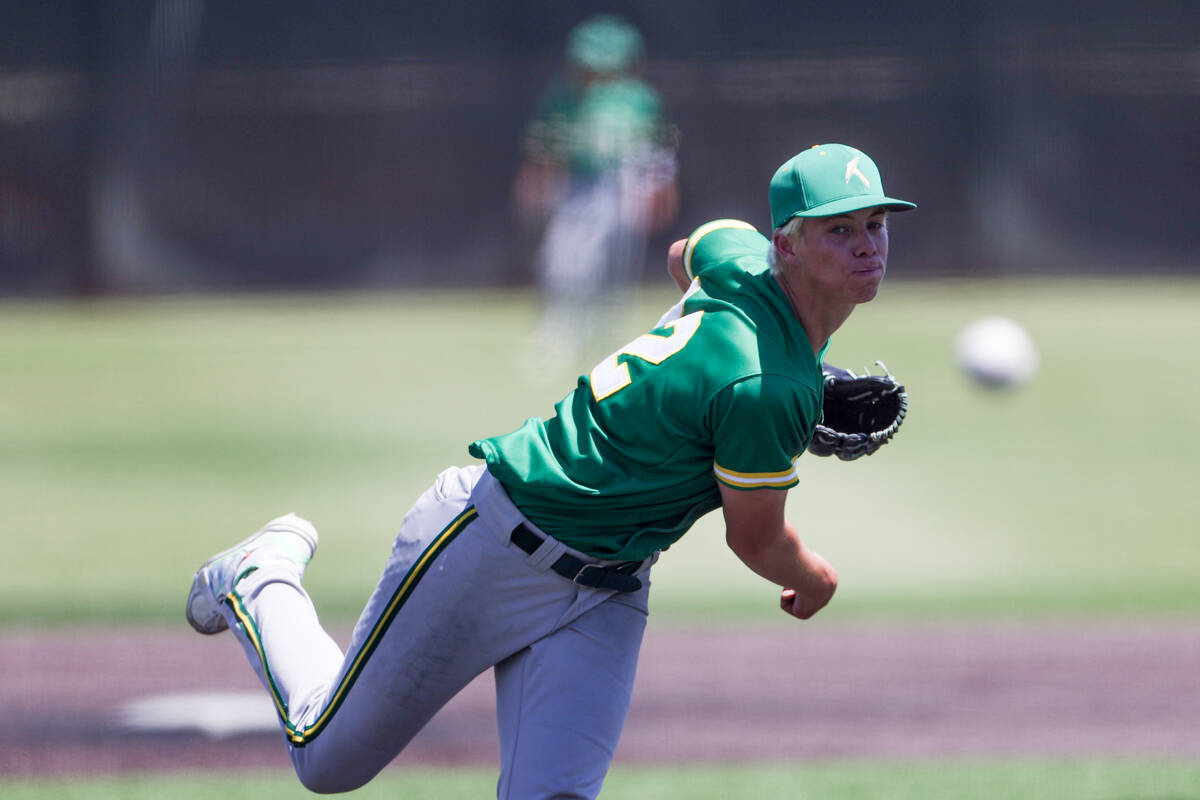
top-left (220, 464), bottom-right (654, 798)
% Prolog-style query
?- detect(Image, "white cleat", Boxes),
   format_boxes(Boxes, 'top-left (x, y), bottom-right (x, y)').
top-left (186, 513), bottom-right (319, 635)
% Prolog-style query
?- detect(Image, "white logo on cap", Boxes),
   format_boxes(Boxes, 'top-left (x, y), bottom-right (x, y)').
top-left (845, 157), bottom-right (870, 189)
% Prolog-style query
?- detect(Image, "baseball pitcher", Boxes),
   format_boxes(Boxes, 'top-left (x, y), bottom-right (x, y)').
top-left (186, 142), bottom-right (914, 798)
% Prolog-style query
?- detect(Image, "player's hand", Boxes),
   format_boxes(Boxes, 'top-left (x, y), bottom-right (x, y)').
top-left (779, 552), bottom-right (837, 620)
top-left (780, 586), bottom-right (833, 620)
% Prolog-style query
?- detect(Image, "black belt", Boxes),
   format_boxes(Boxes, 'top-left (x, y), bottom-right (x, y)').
top-left (511, 524), bottom-right (643, 593)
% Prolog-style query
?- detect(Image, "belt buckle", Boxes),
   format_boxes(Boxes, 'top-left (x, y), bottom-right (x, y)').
top-left (572, 563), bottom-right (606, 588)
top-left (573, 563), bottom-right (641, 593)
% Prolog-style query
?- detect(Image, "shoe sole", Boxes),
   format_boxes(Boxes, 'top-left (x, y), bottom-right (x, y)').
top-left (185, 514), bottom-right (318, 635)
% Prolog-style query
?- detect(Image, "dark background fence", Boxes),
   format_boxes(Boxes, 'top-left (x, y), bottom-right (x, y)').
top-left (1, 0), bottom-right (1196, 295)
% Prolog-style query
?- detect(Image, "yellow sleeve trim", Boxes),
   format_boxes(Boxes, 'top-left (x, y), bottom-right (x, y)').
top-left (682, 219), bottom-right (758, 280)
top-left (713, 461), bottom-right (799, 489)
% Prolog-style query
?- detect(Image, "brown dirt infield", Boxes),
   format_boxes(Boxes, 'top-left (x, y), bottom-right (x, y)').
top-left (3, 620), bottom-right (1200, 776)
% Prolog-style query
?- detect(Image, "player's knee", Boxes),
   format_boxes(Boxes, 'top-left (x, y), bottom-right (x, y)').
top-left (296, 768), bottom-right (370, 795)
top-left (293, 755), bottom-right (377, 794)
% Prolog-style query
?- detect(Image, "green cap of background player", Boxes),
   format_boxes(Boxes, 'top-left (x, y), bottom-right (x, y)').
top-left (769, 143), bottom-right (916, 230)
top-left (567, 14), bottom-right (644, 74)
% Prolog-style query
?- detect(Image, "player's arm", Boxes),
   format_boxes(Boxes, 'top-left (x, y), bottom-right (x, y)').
top-left (667, 238), bottom-right (690, 291)
top-left (513, 159), bottom-right (566, 222)
top-left (719, 483), bottom-right (838, 620)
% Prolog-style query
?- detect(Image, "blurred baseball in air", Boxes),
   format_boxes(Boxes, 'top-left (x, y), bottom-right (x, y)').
top-left (954, 316), bottom-right (1039, 388)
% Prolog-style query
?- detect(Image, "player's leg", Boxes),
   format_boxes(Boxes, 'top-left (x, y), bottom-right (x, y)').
top-left (187, 466), bottom-right (494, 793)
top-left (186, 512), bottom-right (347, 730)
top-left (534, 176), bottom-right (612, 366)
top-left (275, 465), bottom-right (595, 793)
top-left (278, 465), bottom-right (502, 792)
top-left (493, 587), bottom-right (649, 800)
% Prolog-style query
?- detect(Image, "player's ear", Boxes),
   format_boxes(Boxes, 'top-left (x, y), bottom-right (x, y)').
top-left (772, 230), bottom-right (797, 261)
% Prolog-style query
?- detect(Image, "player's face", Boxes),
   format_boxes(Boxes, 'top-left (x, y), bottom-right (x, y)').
top-left (794, 207), bottom-right (889, 304)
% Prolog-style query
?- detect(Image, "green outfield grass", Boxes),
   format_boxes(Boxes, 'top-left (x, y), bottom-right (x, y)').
top-left (2, 278), bottom-right (1197, 626)
top-left (5, 759), bottom-right (1200, 800)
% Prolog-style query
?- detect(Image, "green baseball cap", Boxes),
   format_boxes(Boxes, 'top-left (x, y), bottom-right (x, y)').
top-left (768, 143), bottom-right (916, 230)
top-left (567, 15), bottom-right (644, 74)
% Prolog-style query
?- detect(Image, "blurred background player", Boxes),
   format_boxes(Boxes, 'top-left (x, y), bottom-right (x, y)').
top-left (514, 14), bottom-right (679, 368)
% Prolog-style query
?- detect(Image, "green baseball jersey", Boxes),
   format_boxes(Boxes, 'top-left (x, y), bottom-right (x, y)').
top-left (470, 219), bottom-right (828, 561)
top-left (524, 75), bottom-right (671, 175)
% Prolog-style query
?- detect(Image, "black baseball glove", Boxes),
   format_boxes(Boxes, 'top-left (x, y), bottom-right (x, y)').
top-left (807, 362), bottom-right (907, 461)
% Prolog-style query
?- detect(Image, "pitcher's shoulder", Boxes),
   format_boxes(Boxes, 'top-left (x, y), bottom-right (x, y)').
top-left (681, 219), bottom-right (769, 281)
